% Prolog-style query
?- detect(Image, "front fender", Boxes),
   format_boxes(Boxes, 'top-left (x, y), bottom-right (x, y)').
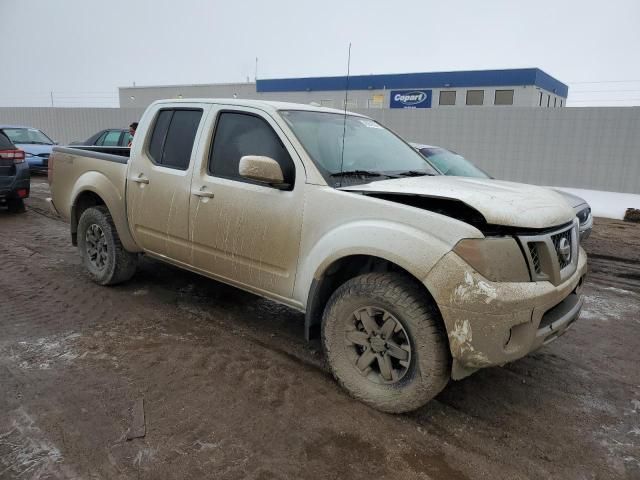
top-left (293, 219), bottom-right (454, 307)
top-left (71, 171), bottom-right (140, 252)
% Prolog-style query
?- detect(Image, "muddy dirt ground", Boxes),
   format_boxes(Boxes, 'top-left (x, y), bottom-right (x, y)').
top-left (1, 177), bottom-right (639, 479)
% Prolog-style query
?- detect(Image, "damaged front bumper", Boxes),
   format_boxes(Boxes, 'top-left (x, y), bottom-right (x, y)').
top-left (424, 246), bottom-right (588, 380)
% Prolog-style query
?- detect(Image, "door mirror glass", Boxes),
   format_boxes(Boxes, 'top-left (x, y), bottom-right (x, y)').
top-left (239, 155), bottom-right (286, 187)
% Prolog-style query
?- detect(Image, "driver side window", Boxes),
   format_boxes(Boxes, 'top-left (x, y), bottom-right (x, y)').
top-left (208, 111), bottom-right (295, 187)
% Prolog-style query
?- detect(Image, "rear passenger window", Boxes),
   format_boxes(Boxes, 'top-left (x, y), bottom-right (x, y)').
top-left (148, 109), bottom-right (203, 170)
top-left (208, 112), bottom-right (294, 187)
top-left (148, 111), bottom-right (172, 162)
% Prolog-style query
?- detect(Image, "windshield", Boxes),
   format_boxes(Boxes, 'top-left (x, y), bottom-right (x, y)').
top-left (280, 111), bottom-right (438, 186)
top-left (418, 147), bottom-right (490, 178)
top-left (1, 128), bottom-right (53, 145)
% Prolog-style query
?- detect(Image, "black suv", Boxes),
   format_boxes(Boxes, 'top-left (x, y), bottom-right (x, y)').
top-left (0, 131), bottom-right (30, 213)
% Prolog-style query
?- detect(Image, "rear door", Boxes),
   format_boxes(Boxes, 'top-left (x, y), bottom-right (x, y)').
top-left (188, 106), bottom-right (305, 299)
top-left (127, 104), bottom-right (208, 263)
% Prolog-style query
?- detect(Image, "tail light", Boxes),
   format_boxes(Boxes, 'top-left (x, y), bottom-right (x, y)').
top-left (0, 149), bottom-right (25, 163)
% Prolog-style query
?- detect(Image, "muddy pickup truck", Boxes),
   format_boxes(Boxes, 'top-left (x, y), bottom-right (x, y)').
top-left (48, 99), bottom-right (587, 413)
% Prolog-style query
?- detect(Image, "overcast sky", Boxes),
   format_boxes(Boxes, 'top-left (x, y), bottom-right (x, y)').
top-left (2, 0), bottom-right (639, 107)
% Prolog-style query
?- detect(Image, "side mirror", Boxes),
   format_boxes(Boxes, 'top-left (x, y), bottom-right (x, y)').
top-left (239, 155), bottom-right (288, 188)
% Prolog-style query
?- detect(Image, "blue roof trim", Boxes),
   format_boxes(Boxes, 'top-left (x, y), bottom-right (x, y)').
top-left (534, 69), bottom-right (569, 97)
top-left (257, 68), bottom-right (568, 98)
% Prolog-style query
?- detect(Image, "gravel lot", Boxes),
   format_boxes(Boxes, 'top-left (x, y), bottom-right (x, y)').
top-left (1, 177), bottom-right (639, 480)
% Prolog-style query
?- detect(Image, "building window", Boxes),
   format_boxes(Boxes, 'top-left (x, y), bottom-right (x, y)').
top-left (547, 94), bottom-right (551, 107)
top-left (494, 90), bottom-right (514, 105)
top-left (343, 99), bottom-right (357, 109)
top-left (466, 90), bottom-right (484, 105)
top-left (439, 91), bottom-right (456, 106)
top-left (367, 94), bottom-right (384, 108)
top-left (539, 91), bottom-right (543, 106)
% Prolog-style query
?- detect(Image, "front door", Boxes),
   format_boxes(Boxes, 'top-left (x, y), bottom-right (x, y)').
top-left (188, 107), bottom-right (305, 299)
top-left (127, 106), bottom-right (206, 262)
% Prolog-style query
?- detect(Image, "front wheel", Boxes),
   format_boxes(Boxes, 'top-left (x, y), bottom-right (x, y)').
top-left (321, 273), bottom-right (450, 413)
top-left (77, 206), bottom-right (137, 285)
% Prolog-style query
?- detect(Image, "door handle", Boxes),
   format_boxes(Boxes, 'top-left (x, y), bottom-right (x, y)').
top-left (192, 187), bottom-right (215, 198)
top-left (131, 174), bottom-right (149, 184)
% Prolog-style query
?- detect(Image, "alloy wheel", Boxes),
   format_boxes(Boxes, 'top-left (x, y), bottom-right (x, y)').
top-left (344, 306), bottom-right (412, 384)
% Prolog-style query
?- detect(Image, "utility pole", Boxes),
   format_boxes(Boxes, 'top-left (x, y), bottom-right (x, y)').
top-left (255, 57), bottom-right (259, 82)
top-left (50, 91), bottom-right (54, 107)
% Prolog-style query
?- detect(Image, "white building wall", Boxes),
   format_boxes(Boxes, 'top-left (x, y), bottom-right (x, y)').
top-left (119, 84), bottom-right (565, 110)
top-left (3, 106), bottom-right (626, 194)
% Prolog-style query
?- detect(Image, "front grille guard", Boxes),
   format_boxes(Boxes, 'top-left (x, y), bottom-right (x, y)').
top-left (518, 219), bottom-right (579, 285)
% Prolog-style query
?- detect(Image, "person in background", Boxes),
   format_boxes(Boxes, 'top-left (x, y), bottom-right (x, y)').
top-left (127, 122), bottom-right (138, 147)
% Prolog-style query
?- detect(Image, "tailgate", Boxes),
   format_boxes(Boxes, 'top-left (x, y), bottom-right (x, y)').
top-left (49, 146), bottom-right (129, 223)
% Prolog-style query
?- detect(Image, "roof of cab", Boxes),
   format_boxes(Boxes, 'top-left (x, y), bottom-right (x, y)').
top-left (149, 98), bottom-right (366, 117)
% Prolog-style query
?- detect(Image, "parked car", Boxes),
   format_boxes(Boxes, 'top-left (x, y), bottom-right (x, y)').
top-left (0, 125), bottom-right (55, 174)
top-left (412, 143), bottom-right (593, 241)
top-left (0, 131), bottom-right (30, 213)
top-left (48, 99), bottom-right (587, 413)
top-left (71, 129), bottom-right (132, 147)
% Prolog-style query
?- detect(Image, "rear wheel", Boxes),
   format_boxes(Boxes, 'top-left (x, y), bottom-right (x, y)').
top-left (77, 206), bottom-right (137, 285)
top-left (321, 272), bottom-right (450, 413)
top-left (7, 198), bottom-right (25, 213)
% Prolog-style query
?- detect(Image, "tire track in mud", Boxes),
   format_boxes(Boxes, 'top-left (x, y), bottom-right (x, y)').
top-left (0, 187), bottom-right (638, 479)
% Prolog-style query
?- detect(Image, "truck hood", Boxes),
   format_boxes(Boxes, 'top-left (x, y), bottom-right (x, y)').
top-left (340, 176), bottom-right (576, 229)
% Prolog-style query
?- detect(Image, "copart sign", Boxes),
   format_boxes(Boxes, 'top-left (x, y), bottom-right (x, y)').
top-left (390, 90), bottom-right (432, 109)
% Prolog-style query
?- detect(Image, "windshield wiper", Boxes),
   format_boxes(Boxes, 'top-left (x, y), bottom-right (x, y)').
top-left (395, 170), bottom-right (436, 177)
top-left (330, 170), bottom-right (384, 177)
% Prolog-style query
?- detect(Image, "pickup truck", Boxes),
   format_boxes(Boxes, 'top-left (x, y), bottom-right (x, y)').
top-left (48, 99), bottom-right (587, 413)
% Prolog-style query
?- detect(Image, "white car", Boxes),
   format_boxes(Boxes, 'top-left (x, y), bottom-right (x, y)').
top-left (412, 143), bottom-right (593, 241)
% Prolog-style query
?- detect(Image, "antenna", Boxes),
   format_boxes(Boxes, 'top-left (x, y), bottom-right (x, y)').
top-left (338, 43), bottom-right (352, 187)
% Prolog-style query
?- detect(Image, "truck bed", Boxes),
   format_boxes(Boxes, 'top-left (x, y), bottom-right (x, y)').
top-left (49, 145), bottom-right (135, 249)
top-left (56, 145), bottom-right (130, 162)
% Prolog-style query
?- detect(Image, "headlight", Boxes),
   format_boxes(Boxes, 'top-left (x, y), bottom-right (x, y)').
top-left (453, 237), bottom-right (530, 282)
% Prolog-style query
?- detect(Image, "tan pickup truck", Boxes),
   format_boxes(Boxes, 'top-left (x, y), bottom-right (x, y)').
top-left (48, 99), bottom-right (587, 412)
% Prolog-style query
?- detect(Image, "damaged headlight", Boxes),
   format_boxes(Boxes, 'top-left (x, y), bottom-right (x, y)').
top-left (453, 237), bottom-right (530, 282)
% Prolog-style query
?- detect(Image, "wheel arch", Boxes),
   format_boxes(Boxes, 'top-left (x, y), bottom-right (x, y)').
top-left (304, 254), bottom-right (444, 341)
top-left (70, 172), bottom-right (140, 252)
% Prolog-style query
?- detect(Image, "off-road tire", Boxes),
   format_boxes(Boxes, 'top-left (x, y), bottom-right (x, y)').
top-left (321, 272), bottom-right (450, 413)
top-left (7, 198), bottom-right (26, 213)
top-left (77, 206), bottom-right (137, 285)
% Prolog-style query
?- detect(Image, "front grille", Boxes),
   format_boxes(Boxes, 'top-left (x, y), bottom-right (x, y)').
top-left (551, 229), bottom-right (572, 270)
top-left (529, 244), bottom-right (541, 273)
top-left (518, 220), bottom-right (579, 285)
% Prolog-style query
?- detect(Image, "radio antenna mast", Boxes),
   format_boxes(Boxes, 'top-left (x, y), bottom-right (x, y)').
top-left (338, 42), bottom-right (352, 187)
